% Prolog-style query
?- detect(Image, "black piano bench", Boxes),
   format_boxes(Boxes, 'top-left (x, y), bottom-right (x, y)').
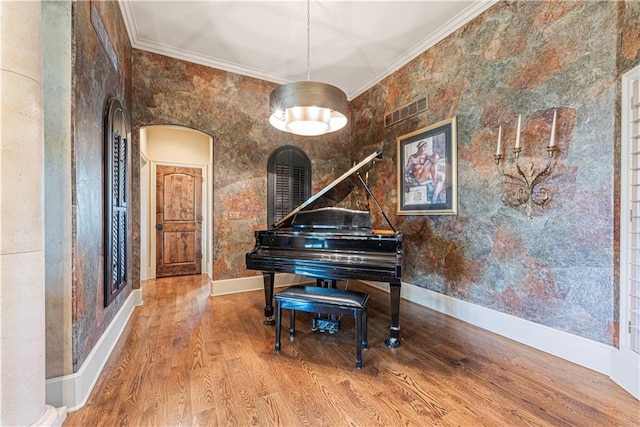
top-left (274, 285), bottom-right (369, 369)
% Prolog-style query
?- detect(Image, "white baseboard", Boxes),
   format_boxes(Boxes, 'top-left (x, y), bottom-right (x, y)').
top-left (210, 273), bottom-right (313, 296)
top-left (611, 346), bottom-right (640, 399)
top-left (212, 276), bottom-right (618, 377)
top-left (364, 280), bottom-right (613, 375)
top-left (45, 289), bottom-right (143, 411)
top-left (32, 405), bottom-right (66, 427)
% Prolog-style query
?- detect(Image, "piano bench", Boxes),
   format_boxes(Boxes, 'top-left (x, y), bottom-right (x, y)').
top-left (274, 285), bottom-right (369, 369)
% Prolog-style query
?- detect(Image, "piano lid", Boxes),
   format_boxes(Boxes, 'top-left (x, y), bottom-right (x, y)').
top-left (273, 150), bottom-right (383, 229)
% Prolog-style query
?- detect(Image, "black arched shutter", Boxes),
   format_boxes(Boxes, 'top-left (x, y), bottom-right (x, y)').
top-left (268, 146), bottom-right (311, 227)
top-left (104, 98), bottom-right (129, 307)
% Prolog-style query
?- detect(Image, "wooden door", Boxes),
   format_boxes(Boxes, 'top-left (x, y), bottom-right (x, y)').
top-left (156, 165), bottom-right (202, 277)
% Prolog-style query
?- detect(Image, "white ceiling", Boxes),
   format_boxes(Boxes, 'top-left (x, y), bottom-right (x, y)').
top-left (119, 0), bottom-right (497, 100)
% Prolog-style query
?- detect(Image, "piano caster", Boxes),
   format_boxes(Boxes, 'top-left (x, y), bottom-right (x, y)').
top-left (385, 337), bottom-right (401, 348)
top-left (385, 326), bottom-right (401, 348)
top-left (263, 316), bottom-right (275, 326)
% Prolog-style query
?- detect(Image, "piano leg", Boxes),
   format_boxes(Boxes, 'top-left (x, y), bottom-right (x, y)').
top-left (385, 281), bottom-right (402, 348)
top-left (262, 271), bottom-right (275, 325)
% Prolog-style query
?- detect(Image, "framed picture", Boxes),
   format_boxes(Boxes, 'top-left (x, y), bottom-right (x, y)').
top-left (397, 116), bottom-right (457, 215)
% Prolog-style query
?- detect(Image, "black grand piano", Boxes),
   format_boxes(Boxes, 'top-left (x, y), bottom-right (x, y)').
top-left (246, 150), bottom-right (403, 347)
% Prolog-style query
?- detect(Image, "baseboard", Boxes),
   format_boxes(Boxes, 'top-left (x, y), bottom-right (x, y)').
top-left (363, 280), bottom-right (613, 375)
top-left (611, 347), bottom-right (640, 399)
top-left (212, 276), bottom-right (615, 376)
top-left (32, 405), bottom-right (67, 427)
top-left (210, 273), bottom-right (313, 296)
top-left (45, 288), bottom-right (143, 411)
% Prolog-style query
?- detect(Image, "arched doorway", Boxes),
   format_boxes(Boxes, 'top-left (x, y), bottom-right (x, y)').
top-left (139, 125), bottom-right (213, 280)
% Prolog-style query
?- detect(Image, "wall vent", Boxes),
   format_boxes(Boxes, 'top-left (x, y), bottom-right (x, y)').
top-left (384, 97), bottom-right (427, 127)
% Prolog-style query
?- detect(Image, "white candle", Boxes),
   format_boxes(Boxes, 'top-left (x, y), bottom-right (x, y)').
top-left (550, 109), bottom-right (557, 147)
top-left (515, 115), bottom-right (521, 149)
top-left (496, 125), bottom-right (502, 155)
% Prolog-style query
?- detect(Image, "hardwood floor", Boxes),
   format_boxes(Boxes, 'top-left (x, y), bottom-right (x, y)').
top-left (64, 275), bottom-right (640, 426)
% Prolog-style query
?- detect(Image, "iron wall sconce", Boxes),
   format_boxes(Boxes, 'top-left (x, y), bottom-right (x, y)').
top-left (494, 110), bottom-right (558, 219)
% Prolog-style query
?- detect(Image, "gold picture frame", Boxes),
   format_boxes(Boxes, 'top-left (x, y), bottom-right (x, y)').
top-left (397, 117), bottom-right (457, 215)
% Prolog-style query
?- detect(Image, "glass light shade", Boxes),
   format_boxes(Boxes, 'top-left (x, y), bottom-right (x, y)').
top-left (285, 106), bottom-right (331, 136)
top-left (269, 81), bottom-right (348, 136)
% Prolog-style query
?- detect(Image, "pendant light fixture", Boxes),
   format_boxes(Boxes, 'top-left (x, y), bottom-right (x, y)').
top-left (269, 0), bottom-right (348, 136)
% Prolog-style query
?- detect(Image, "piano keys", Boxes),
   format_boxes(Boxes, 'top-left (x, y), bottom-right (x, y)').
top-left (246, 150), bottom-right (403, 347)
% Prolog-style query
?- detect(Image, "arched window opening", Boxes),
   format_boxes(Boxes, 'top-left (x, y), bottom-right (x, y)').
top-left (104, 97), bottom-right (129, 306)
top-left (267, 146), bottom-right (311, 227)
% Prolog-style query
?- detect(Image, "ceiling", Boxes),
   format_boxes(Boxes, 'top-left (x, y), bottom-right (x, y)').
top-left (118, 0), bottom-right (497, 100)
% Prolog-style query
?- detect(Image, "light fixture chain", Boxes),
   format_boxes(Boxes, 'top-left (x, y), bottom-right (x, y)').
top-left (306, 0), bottom-right (311, 81)
top-left (268, 0), bottom-right (347, 136)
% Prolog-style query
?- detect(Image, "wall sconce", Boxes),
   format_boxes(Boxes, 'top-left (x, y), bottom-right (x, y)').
top-left (494, 110), bottom-right (558, 219)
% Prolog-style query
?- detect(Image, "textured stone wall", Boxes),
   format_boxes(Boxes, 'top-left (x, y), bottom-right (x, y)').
top-left (72, 0), bottom-right (134, 371)
top-left (351, 0), bottom-right (640, 346)
top-left (132, 51), bottom-right (351, 280)
top-left (68, 0), bottom-right (640, 372)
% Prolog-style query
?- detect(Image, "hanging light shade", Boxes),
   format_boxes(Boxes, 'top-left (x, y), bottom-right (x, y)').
top-left (269, 0), bottom-right (348, 136)
top-left (269, 81), bottom-right (348, 136)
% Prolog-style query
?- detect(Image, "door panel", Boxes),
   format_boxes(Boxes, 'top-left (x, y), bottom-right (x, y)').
top-left (156, 165), bottom-right (202, 277)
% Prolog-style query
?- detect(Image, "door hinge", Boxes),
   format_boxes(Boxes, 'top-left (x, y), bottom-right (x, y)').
top-left (630, 320), bottom-right (633, 334)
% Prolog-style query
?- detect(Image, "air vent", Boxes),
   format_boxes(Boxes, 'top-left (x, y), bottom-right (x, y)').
top-left (384, 97), bottom-right (427, 127)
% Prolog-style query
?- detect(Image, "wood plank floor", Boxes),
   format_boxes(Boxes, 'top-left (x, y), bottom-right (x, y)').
top-left (64, 275), bottom-right (640, 426)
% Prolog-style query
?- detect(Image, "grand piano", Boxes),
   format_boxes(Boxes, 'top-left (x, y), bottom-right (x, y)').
top-left (246, 150), bottom-right (403, 347)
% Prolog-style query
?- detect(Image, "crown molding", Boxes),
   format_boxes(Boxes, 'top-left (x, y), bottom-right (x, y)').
top-left (118, 0), bottom-right (292, 85)
top-left (347, 0), bottom-right (499, 100)
top-left (118, 0), bottom-right (499, 101)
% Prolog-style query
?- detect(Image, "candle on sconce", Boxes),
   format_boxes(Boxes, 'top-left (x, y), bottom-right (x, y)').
top-left (515, 115), bottom-right (522, 149)
top-left (496, 125), bottom-right (502, 155)
top-left (549, 109), bottom-right (557, 147)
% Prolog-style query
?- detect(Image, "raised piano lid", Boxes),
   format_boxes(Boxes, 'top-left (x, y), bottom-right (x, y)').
top-left (273, 150), bottom-right (385, 230)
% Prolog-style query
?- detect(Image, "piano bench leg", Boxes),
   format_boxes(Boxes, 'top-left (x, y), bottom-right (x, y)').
top-left (355, 311), bottom-right (363, 369)
top-left (275, 301), bottom-right (282, 352)
top-left (362, 309), bottom-right (368, 350)
top-left (273, 286), bottom-right (369, 368)
top-left (289, 309), bottom-right (296, 337)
